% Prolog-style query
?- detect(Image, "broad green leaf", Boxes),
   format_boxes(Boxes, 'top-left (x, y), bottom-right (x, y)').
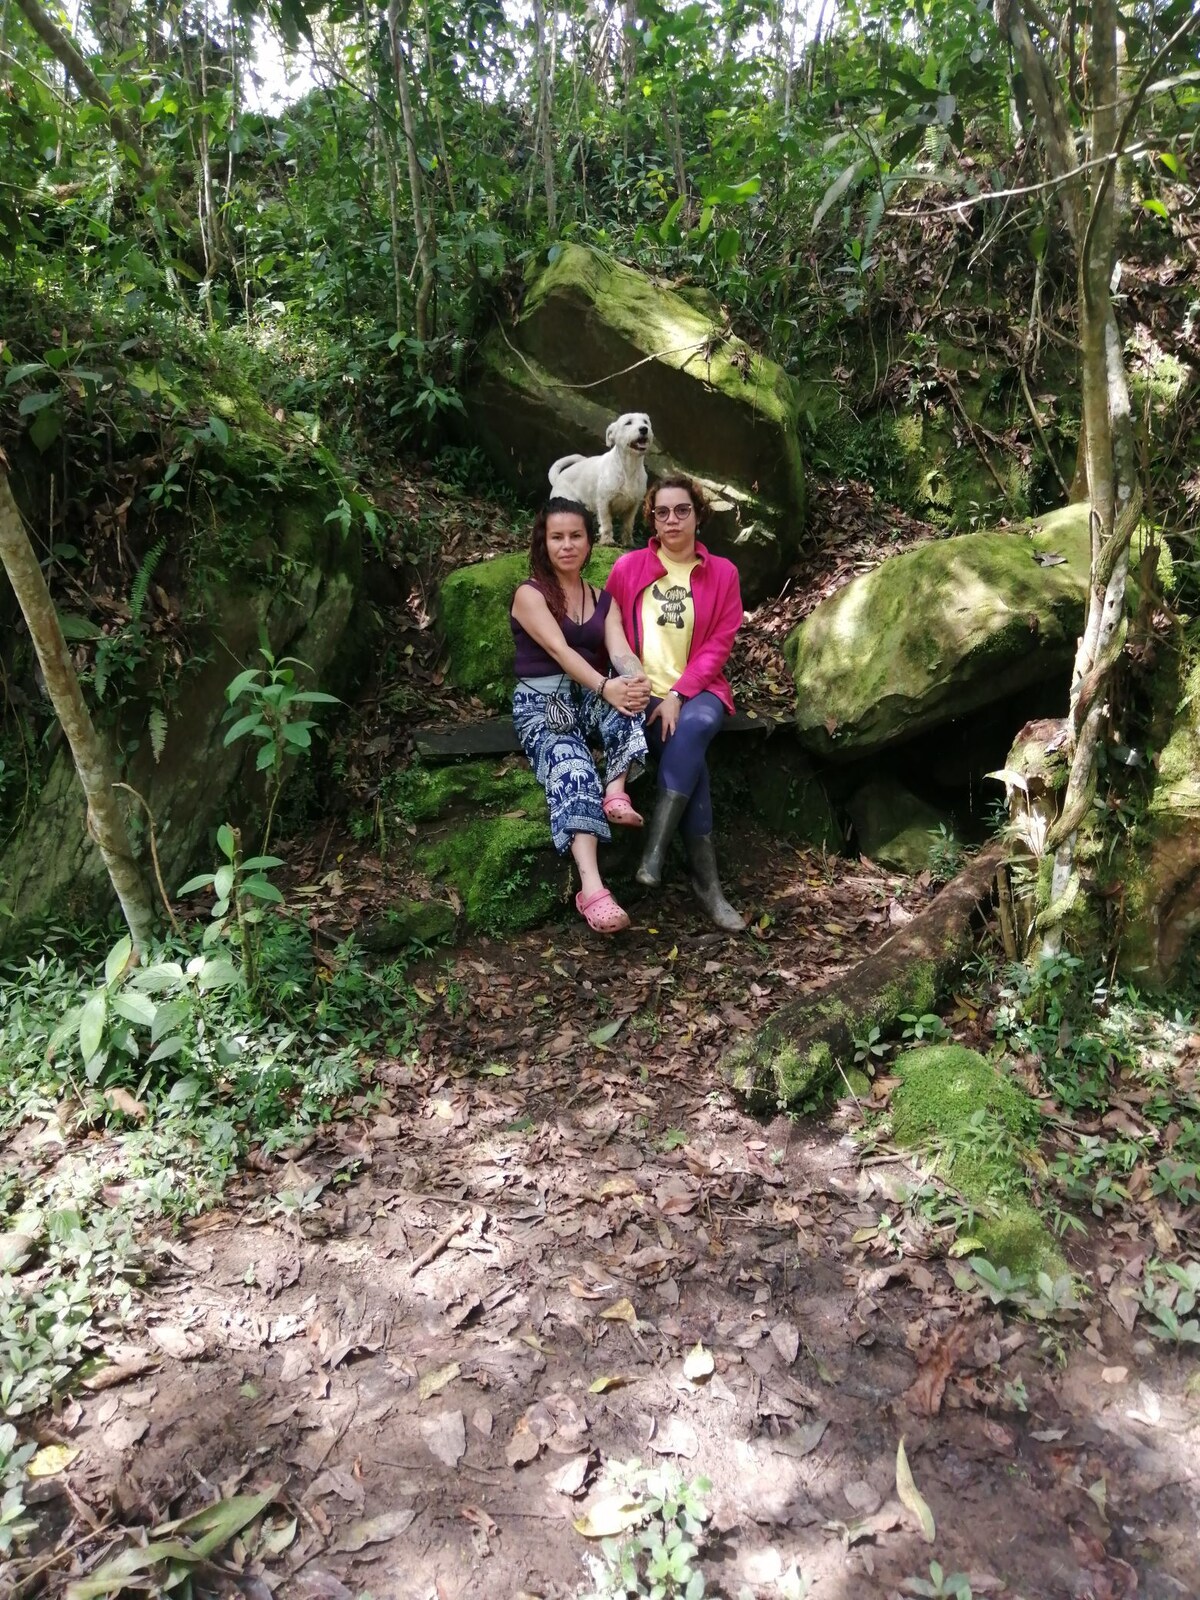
top-left (17, 390), bottom-right (57, 415)
top-left (64, 1539), bottom-right (195, 1599)
top-left (197, 956), bottom-right (239, 992)
top-left (206, 414), bottom-right (230, 445)
top-left (213, 864), bottom-right (235, 902)
top-left (241, 877), bottom-right (283, 903)
top-left (105, 936), bottom-right (133, 986)
top-left (813, 159), bottom-right (865, 230)
top-left (240, 855), bottom-right (285, 870)
top-left (146, 1035), bottom-right (186, 1064)
top-left (222, 713), bottom-right (263, 746)
top-left (176, 874), bottom-right (214, 896)
top-left (79, 992), bottom-right (106, 1062)
top-left (111, 991), bottom-right (156, 1028)
top-left (216, 824), bottom-right (236, 861)
top-left (55, 613), bottom-right (103, 641)
top-left (163, 1484), bottom-right (280, 1557)
top-left (1142, 197), bottom-right (1170, 221)
top-left (587, 1018), bottom-right (625, 1046)
top-left (715, 226), bottom-right (740, 262)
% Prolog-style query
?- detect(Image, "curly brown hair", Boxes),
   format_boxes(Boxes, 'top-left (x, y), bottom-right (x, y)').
top-left (528, 498), bottom-right (596, 624)
top-left (642, 473), bottom-right (713, 532)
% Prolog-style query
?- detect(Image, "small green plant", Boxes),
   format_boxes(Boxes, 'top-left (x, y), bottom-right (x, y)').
top-left (927, 824), bottom-right (965, 883)
top-left (0, 1424), bottom-right (37, 1554)
top-left (222, 650), bottom-right (339, 850)
top-left (853, 1024), bottom-right (890, 1071)
top-left (900, 1011), bottom-right (951, 1044)
top-left (177, 823), bottom-right (283, 997)
top-left (902, 1562), bottom-right (973, 1599)
top-left (580, 1464), bottom-right (711, 1600)
top-left (1142, 1259), bottom-right (1200, 1345)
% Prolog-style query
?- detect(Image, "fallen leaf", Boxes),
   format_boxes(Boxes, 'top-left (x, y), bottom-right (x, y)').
top-left (418, 1362), bottom-right (461, 1401)
top-left (420, 1410), bottom-right (466, 1469)
top-left (600, 1297), bottom-right (637, 1324)
top-left (682, 1343), bottom-right (714, 1383)
top-left (573, 1494), bottom-right (645, 1539)
top-left (568, 1278), bottom-right (608, 1300)
top-left (896, 1438), bottom-right (935, 1543)
top-left (1030, 1427), bottom-right (1067, 1442)
top-left (770, 1321), bottom-right (800, 1366)
top-left (547, 1454), bottom-right (591, 1497)
top-left (588, 1375), bottom-right (632, 1394)
top-left (587, 1018), bottom-right (625, 1047)
top-left (505, 1417), bottom-right (542, 1466)
top-left (649, 1418), bottom-right (698, 1459)
top-left (772, 1417), bottom-right (828, 1459)
top-left (332, 1509), bottom-right (416, 1552)
top-left (103, 1087), bottom-right (147, 1121)
top-left (1101, 1366), bottom-right (1128, 1385)
top-left (147, 1324), bottom-right (205, 1361)
top-left (27, 1444), bottom-right (80, 1478)
top-left (471, 1406), bottom-right (494, 1438)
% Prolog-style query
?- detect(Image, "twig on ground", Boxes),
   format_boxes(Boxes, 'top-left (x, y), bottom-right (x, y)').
top-left (406, 1207), bottom-right (473, 1275)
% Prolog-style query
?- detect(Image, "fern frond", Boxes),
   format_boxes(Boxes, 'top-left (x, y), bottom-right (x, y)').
top-left (130, 537), bottom-right (167, 623)
top-left (148, 705), bottom-right (168, 764)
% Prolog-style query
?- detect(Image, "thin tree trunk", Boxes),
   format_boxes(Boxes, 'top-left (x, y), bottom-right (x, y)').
top-left (387, 0), bottom-right (436, 363)
top-left (421, 5), bottom-right (458, 213)
top-left (533, 0), bottom-right (556, 231)
top-left (0, 469), bottom-right (155, 953)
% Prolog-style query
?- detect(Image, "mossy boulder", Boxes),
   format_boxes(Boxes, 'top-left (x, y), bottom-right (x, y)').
top-left (846, 778), bottom-right (952, 874)
top-left (786, 505), bottom-right (1096, 760)
top-left (466, 244), bottom-right (806, 604)
top-left (710, 737), bottom-right (839, 851)
top-left (891, 1045), bottom-right (1059, 1273)
top-left (0, 494), bottom-right (361, 948)
top-left (395, 759), bottom-right (563, 936)
top-left (1119, 655), bottom-right (1200, 987)
top-left (439, 548), bottom-right (621, 708)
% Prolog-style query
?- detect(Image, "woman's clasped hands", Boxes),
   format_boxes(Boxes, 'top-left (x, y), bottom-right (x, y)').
top-left (604, 670), bottom-right (651, 717)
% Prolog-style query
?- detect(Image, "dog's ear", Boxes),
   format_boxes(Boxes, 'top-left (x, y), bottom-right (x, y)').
top-left (605, 421), bottom-right (617, 447)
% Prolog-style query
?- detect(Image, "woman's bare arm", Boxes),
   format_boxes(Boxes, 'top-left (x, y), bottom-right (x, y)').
top-left (512, 585), bottom-right (607, 690)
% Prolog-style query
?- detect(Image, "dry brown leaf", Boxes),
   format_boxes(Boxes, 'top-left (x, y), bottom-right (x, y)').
top-left (418, 1362), bottom-right (461, 1401)
top-left (506, 1417), bottom-right (542, 1466)
top-left (895, 1438), bottom-right (935, 1543)
top-left (147, 1324), bottom-right (205, 1361)
top-left (649, 1418), bottom-right (698, 1459)
top-left (420, 1410), bottom-right (466, 1468)
top-left (600, 1297), bottom-right (637, 1324)
top-left (547, 1454), bottom-right (591, 1497)
top-left (682, 1343), bottom-right (714, 1383)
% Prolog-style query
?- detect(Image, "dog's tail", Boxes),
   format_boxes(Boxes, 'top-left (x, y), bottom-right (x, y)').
top-left (548, 454), bottom-right (585, 485)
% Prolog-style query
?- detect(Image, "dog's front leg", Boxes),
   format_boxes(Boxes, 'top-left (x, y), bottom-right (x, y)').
top-left (596, 508), bottom-right (616, 546)
top-left (618, 507), bottom-right (637, 546)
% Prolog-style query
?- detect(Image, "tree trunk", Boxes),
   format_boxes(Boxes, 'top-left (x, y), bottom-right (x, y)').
top-left (387, 0), bottom-right (437, 362)
top-left (0, 469), bottom-right (155, 953)
top-left (531, 0), bottom-right (557, 232)
top-left (721, 842), bottom-right (1006, 1109)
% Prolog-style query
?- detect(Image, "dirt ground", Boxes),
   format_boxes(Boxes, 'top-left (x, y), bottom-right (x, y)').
top-left (30, 845), bottom-right (1200, 1600)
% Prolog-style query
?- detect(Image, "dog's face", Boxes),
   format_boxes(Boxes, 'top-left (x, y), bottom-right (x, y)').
top-left (604, 412), bottom-right (653, 454)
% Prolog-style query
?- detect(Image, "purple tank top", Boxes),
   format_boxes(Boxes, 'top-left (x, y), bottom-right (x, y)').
top-left (511, 582), bottom-right (612, 678)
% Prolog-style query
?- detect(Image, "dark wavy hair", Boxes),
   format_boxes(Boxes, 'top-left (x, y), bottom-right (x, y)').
top-left (642, 473), bottom-right (713, 532)
top-left (528, 498), bottom-right (596, 623)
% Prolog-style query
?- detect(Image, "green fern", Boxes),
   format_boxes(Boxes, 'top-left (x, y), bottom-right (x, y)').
top-left (148, 705), bottom-right (168, 764)
top-left (129, 537), bottom-right (166, 623)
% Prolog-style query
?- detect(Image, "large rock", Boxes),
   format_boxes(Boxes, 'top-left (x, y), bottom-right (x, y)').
top-left (0, 499), bottom-right (362, 947)
top-left (786, 505), bottom-right (1094, 760)
top-left (1119, 655), bottom-right (1200, 987)
top-left (439, 548), bottom-right (621, 708)
top-left (466, 245), bottom-right (806, 604)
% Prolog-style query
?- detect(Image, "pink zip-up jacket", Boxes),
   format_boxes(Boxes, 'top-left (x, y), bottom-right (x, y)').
top-left (605, 539), bottom-right (742, 714)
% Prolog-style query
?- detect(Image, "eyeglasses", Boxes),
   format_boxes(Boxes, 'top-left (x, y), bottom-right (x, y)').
top-left (652, 504), bottom-right (695, 524)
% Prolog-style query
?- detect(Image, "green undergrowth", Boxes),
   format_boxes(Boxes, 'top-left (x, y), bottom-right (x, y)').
top-left (0, 918), bottom-right (426, 1430)
top-left (889, 1043), bottom-right (1058, 1273)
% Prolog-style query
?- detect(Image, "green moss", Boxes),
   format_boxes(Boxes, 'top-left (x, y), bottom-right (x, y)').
top-left (439, 549), bottom-right (620, 708)
top-left (891, 1045), bottom-right (1058, 1272)
top-left (390, 759), bottom-right (546, 824)
top-left (788, 506), bottom-right (1098, 760)
top-left (418, 811), bottom-right (560, 937)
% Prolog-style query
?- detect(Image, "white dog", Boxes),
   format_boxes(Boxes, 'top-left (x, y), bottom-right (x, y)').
top-left (547, 412), bottom-right (653, 545)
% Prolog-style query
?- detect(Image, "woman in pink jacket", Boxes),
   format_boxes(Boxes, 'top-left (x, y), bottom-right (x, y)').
top-left (605, 474), bottom-right (745, 932)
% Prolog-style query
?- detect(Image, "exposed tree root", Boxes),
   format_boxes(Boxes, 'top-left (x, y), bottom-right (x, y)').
top-left (722, 840), bottom-right (1007, 1109)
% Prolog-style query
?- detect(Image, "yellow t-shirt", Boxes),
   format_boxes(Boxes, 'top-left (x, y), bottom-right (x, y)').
top-left (640, 554), bottom-right (699, 697)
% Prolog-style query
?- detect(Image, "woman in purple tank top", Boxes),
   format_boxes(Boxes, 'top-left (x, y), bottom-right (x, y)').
top-left (511, 499), bottom-right (650, 934)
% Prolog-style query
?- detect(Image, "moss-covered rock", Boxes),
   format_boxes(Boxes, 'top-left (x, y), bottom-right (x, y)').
top-left (0, 493), bottom-right (361, 947)
top-left (786, 505), bottom-right (1097, 760)
top-left (1119, 652), bottom-right (1200, 987)
top-left (846, 778), bottom-right (952, 874)
top-left (466, 244), bottom-right (806, 603)
top-left (439, 548), bottom-right (622, 707)
top-left (890, 1045), bottom-right (1059, 1273)
top-left (400, 758), bottom-right (563, 936)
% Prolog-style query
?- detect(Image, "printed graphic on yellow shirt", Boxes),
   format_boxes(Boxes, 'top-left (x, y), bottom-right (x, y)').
top-left (641, 555), bottom-right (698, 697)
top-left (652, 579), bottom-right (689, 629)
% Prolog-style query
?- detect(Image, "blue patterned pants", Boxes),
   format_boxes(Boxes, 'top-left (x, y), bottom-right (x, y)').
top-left (513, 683), bottom-right (647, 855)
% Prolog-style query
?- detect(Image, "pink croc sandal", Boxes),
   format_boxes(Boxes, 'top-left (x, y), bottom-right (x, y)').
top-left (576, 887), bottom-right (631, 934)
top-left (602, 794), bottom-right (644, 828)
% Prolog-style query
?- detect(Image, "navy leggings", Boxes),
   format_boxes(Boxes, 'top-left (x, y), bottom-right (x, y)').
top-left (646, 690), bottom-right (726, 837)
